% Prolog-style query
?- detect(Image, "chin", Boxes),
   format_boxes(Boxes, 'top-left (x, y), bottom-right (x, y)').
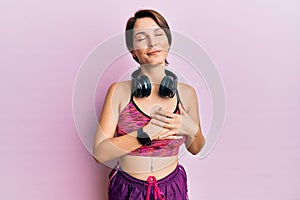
top-left (145, 62), bottom-right (165, 66)
top-left (146, 59), bottom-right (166, 66)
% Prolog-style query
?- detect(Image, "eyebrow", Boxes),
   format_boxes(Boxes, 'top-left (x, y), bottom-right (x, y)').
top-left (154, 28), bottom-right (163, 32)
top-left (133, 28), bottom-right (163, 38)
top-left (134, 31), bottom-right (146, 38)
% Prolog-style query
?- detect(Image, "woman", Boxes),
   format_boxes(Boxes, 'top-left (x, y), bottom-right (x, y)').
top-left (93, 9), bottom-right (205, 200)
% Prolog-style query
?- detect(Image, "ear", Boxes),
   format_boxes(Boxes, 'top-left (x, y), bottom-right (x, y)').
top-left (131, 50), bottom-right (140, 63)
top-left (131, 50), bottom-right (136, 58)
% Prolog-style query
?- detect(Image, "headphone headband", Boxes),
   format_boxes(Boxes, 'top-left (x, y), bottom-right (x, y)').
top-left (131, 68), bottom-right (178, 98)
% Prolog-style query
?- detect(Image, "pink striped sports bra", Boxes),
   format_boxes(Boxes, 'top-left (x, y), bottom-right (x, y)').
top-left (116, 92), bottom-right (186, 157)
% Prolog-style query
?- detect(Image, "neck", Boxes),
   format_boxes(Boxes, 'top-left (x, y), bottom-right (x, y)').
top-left (140, 64), bottom-right (166, 84)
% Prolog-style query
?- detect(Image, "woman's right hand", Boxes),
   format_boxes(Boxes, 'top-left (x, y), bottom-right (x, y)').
top-left (143, 119), bottom-right (183, 140)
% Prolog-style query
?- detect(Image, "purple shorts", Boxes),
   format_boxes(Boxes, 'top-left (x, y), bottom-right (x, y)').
top-left (108, 164), bottom-right (189, 200)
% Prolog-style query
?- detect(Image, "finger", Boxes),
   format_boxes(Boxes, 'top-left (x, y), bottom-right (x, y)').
top-left (155, 110), bottom-right (176, 118)
top-left (151, 119), bottom-right (178, 129)
top-left (165, 135), bottom-right (184, 140)
top-left (159, 135), bottom-right (179, 140)
top-left (151, 119), bottom-right (166, 128)
top-left (157, 131), bottom-right (174, 139)
top-left (151, 114), bottom-right (174, 124)
top-left (152, 112), bottom-right (181, 126)
top-left (150, 106), bottom-right (164, 116)
top-left (158, 131), bottom-right (183, 140)
top-left (163, 123), bottom-right (178, 129)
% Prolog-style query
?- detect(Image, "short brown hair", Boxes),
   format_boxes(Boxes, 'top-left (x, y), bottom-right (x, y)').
top-left (125, 9), bottom-right (172, 64)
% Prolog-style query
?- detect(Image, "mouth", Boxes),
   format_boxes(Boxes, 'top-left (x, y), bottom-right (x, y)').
top-left (147, 50), bottom-right (161, 55)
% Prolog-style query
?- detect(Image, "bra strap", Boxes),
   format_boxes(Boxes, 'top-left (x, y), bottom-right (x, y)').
top-left (176, 89), bottom-right (187, 112)
top-left (130, 93), bottom-right (134, 102)
top-left (176, 89), bottom-right (182, 104)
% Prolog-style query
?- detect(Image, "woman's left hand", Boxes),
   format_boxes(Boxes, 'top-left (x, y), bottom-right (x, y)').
top-left (150, 103), bottom-right (198, 139)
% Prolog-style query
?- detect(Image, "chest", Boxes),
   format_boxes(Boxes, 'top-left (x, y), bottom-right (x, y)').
top-left (132, 94), bottom-right (178, 116)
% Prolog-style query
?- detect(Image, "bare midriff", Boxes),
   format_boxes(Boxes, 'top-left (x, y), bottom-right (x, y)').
top-left (119, 154), bottom-right (178, 181)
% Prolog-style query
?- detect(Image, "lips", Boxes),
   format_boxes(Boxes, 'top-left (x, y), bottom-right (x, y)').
top-left (147, 50), bottom-right (161, 55)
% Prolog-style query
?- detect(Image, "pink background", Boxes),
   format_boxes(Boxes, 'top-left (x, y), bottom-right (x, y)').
top-left (1, 1), bottom-right (299, 200)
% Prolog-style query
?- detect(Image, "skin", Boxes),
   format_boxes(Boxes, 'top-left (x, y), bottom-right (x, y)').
top-left (93, 17), bottom-right (205, 180)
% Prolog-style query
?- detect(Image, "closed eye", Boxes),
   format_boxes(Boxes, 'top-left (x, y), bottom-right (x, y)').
top-left (134, 32), bottom-right (147, 42)
top-left (154, 28), bottom-right (165, 36)
top-left (137, 37), bottom-right (147, 41)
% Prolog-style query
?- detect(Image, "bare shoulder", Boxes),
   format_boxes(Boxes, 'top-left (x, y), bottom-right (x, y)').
top-left (177, 82), bottom-right (198, 112)
top-left (177, 82), bottom-right (197, 98)
top-left (107, 80), bottom-right (132, 111)
top-left (109, 80), bottom-right (131, 93)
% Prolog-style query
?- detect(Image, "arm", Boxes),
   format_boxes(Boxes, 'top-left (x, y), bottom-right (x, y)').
top-left (93, 83), bottom-right (141, 163)
top-left (182, 87), bottom-right (206, 155)
top-left (150, 84), bottom-right (205, 155)
top-left (93, 83), bottom-right (167, 163)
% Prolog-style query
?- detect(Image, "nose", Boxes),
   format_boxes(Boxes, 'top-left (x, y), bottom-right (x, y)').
top-left (148, 34), bottom-right (157, 47)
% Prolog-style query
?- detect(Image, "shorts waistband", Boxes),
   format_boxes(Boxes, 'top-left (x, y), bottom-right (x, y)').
top-left (115, 164), bottom-right (184, 190)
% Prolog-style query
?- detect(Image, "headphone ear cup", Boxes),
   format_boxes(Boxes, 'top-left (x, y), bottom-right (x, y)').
top-left (159, 76), bottom-right (177, 98)
top-left (132, 75), bottom-right (151, 97)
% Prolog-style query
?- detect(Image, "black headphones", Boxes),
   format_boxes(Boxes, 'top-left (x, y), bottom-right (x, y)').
top-left (131, 68), bottom-right (178, 98)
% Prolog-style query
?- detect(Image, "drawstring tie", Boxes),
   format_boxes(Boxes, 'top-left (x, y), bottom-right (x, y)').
top-left (145, 176), bottom-right (165, 200)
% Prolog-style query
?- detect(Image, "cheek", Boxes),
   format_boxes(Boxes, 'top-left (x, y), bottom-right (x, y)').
top-left (133, 41), bottom-right (144, 52)
top-left (136, 49), bottom-right (146, 55)
top-left (161, 51), bottom-right (169, 59)
top-left (133, 49), bottom-right (147, 60)
top-left (133, 41), bottom-right (147, 51)
top-left (160, 38), bottom-right (170, 50)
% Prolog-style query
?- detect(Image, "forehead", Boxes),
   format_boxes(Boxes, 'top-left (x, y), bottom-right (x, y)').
top-left (133, 17), bottom-right (160, 30)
